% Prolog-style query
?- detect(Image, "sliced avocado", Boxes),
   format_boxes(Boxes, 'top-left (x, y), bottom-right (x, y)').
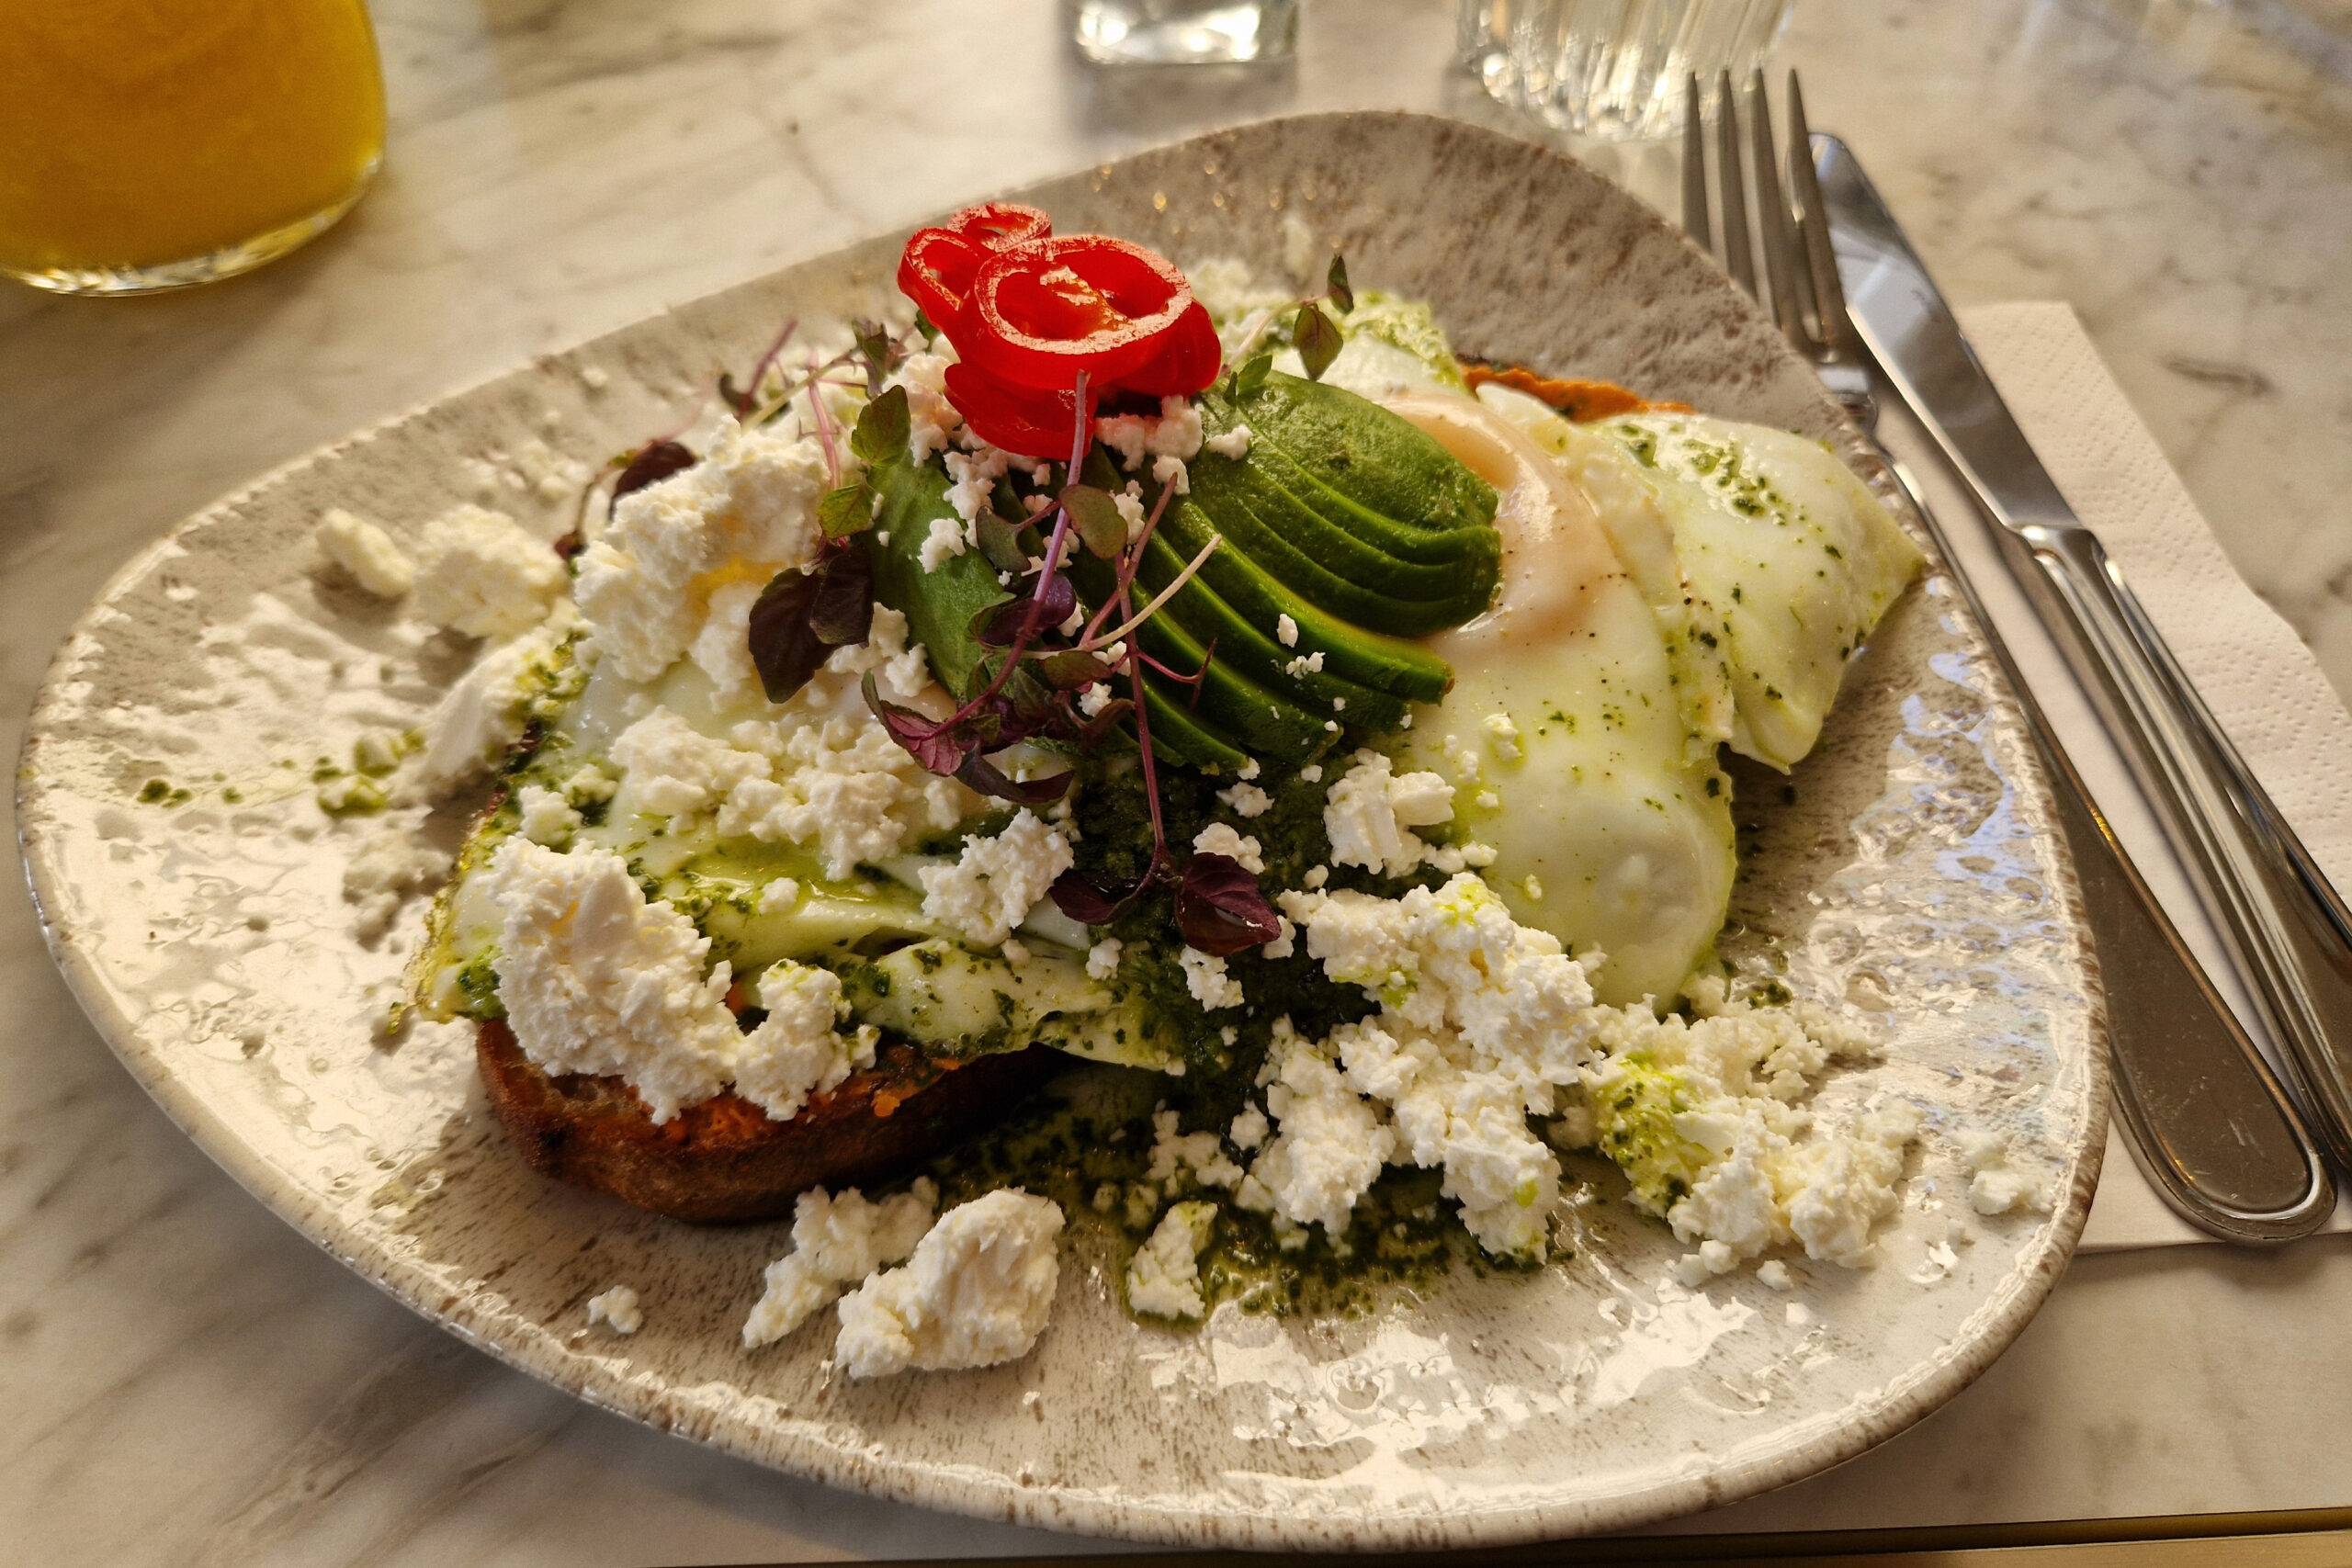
top-left (1133, 537), bottom-right (1409, 733)
top-left (1202, 373), bottom-right (1498, 539)
top-left (1149, 501), bottom-right (1454, 703)
top-left (1188, 471), bottom-right (1494, 629)
top-left (1135, 680), bottom-right (1249, 772)
top-left (868, 456), bottom-right (1000, 697)
top-left (1239, 440), bottom-right (1500, 569)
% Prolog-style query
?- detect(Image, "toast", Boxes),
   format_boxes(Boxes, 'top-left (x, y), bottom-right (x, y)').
top-left (476, 1021), bottom-right (1061, 1223)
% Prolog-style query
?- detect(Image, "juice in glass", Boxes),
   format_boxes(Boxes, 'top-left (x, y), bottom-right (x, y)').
top-left (0, 0), bottom-right (386, 294)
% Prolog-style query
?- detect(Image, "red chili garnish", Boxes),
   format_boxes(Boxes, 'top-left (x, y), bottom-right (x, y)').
top-left (895, 202), bottom-right (1053, 325)
top-left (897, 218), bottom-right (1223, 460)
top-left (955, 236), bottom-right (1194, 392)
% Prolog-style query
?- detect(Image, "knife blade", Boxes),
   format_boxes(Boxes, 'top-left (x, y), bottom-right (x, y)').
top-left (1815, 133), bottom-right (2352, 1187)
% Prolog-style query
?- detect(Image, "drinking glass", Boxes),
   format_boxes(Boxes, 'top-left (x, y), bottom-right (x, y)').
top-left (1458, 0), bottom-right (1792, 141)
top-left (0, 0), bottom-right (386, 295)
top-left (1074, 0), bottom-right (1299, 65)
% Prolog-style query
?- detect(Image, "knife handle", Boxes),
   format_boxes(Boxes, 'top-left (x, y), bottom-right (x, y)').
top-left (1871, 448), bottom-right (2333, 1238)
top-left (2024, 521), bottom-right (2352, 1173)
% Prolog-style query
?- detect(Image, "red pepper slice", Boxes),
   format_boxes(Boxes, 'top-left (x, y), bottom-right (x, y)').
top-left (896, 202), bottom-right (1053, 326)
top-left (954, 236), bottom-right (1197, 394)
top-left (944, 360), bottom-right (1094, 463)
top-left (1112, 300), bottom-right (1222, 400)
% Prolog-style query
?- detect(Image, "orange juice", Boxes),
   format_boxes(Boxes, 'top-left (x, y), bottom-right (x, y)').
top-left (0, 0), bottom-right (385, 292)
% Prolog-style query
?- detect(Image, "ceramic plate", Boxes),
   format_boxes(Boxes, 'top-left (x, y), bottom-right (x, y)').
top-left (17, 113), bottom-right (2107, 1547)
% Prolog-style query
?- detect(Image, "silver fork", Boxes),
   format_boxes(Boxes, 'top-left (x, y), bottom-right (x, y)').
top-left (1681, 71), bottom-right (2335, 1242)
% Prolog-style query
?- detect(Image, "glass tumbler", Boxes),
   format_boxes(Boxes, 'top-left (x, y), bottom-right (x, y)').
top-left (1074, 0), bottom-right (1299, 65)
top-left (0, 0), bottom-right (386, 295)
top-left (1459, 0), bottom-right (1791, 141)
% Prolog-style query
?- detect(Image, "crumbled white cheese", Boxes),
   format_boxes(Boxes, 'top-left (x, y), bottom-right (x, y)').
top-left (1204, 423), bottom-right (1253, 461)
top-left (758, 876), bottom-right (801, 915)
top-left (1078, 681), bottom-right (1116, 718)
top-left (483, 838), bottom-right (741, 1122)
top-left (1216, 782), bottom-right (1272, 818)
top-left (833, 1190), bottom-right (1065, 1378)
top-left (413, 505), bottom-right (567, 638)
top-left (1126, 1201), bottom-right (1218, 1321)
top-left (1229, 1103), bottom-right (1269, 1152)
top-left (743, 1179), bottom-right (938, 1348)
top-left (561, 763), bottom-right (616, 806)
top-left (919, 809), bottom-right (1075, 947)
top-left (1180, 946), bottom-right (1245, 1010)
top-left (573, 423), bottom-right (828, 682)
top-left (342, 825), bottom-right (451, 942)
top-left (1322, 750), bottom-right (1456, 878)
top-left (1483, 711), bottom-right (1523, 761)
top-left (1237, 757), bottom-right (1261, 781)
top-left (1086, 937), bottom-right (1123, 980)
top-left (1275, 614), bottom-right (1298, 648)
top-left (1283, 650), bottom-right (1326, 678)
top-left (1757, 1258), bottom-right (1794, 1291)
top-left (1191, 822), bottom-right (1264, 874)
top-left (919, 513), bottom-right (971, 571)
top-left (1261, 915), bottom-right (1296, 960)
top-left (944, 446), bottom-right (1012, 525)
top-left (1151, 453), bottom-right (1190, 496)
top-left (515, 784), bottom-right (581, 846)
top-left (1145, 1107), bottom-right (1243, 1192)
top-left (585, 1284), bottom-right (643, 1335)
top-left (1095, 396), bottom-right (1204, 469)
top-left (1245, 1020), bottom-right (1396, 1234)
top-left (1959, 1128), bottom-right (2056, 1215)
top-left (413, 604), bottom-right (580, 798)
top-left (889, 351), bottom-right (963, 463)
top-left (315, 508), bottom-right (414, 598)
top-left (1300, 764), bottom-right (1323, 785)
top-left (733, 961), bottom-right (879, 1122)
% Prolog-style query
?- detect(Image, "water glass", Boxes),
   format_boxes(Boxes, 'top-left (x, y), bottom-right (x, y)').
top-left (1074, 0), bottom-right (1299, 64)
top-left (1458, 0), bottom-right (1792, 141)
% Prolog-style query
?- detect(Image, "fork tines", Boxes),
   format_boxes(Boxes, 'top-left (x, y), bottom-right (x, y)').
top-left (1682, 69), bottom-right (1849, 360)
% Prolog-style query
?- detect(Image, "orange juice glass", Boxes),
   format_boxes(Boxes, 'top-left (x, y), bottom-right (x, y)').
top-left (0, 0), bottom-right (386, 295)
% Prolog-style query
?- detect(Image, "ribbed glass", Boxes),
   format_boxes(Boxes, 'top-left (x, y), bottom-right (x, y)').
top-left (1456, 0), bottom-right (1792, 141)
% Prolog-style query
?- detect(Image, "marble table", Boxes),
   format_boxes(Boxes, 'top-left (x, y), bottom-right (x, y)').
top-left (6, 0), bottom-right (2352, 1562)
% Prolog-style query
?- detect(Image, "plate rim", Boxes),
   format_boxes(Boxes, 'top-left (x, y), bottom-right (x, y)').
top-left (16, 108), bottom-right (2111, 1547)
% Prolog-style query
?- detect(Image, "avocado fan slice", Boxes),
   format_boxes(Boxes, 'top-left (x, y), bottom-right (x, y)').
top-left (1124, 529), bottom-right (1409, 734)
top-left (1201, 373), bottom-right (1498, 540)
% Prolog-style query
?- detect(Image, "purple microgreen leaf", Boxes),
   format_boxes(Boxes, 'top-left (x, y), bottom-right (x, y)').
top-left (1059, 483), bottom-right (1128, 559)
top-left (816, 480), bottom-right (874, 538)
top-left (848, 385), bottom-right (910, 466)
top-left (613, 439), bottom-right (696, 502)
top-left (1294, 301), bottom-right (1343, 383)
top-left (956, 750), bottom-right (1071, 807)
top-left (1326, 252), bottom-right (1355, 316)
top-left (861, 672), bottom-right (971, 775)
top-left (975, 513), bottom-right (1032, 573)
top-left (718, 372), bottom-right (760, 416)
top-left (748, 569), bottom-right (831, 705)
top-left (1077, 694), bottom-right (1134, 747)
top-left (1176, 852), bottom-right (1283, 956)
top-left (1037, 650), bottom-right (1112, 691)
top-left (976, 573), bottom-right (1076, 647)
top-left (1050, 865), bottom-right (1155, 926)
top-left (807, 543), bottom-right (874, 646)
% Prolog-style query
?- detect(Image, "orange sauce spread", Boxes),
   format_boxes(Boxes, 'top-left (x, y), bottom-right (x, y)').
top-left (0, 0), bottom-right (385, 275)
top-left (1463, 364), bottom-right (1690, 423)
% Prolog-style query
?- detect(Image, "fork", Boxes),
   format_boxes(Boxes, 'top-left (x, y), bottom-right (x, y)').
top-left (1679, 71), bottom-right (2335, 1242)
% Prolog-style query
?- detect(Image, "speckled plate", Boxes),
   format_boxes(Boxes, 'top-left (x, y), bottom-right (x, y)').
top-left (17, 113), bottom-right (2106, 1547)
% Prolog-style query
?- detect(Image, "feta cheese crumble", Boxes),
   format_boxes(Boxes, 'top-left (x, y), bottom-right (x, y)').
top-left (834, 1190), bottom-right (1065, 1378)
top-left (1192, 821), bottom-right (1264, 874)
top-left (743, 1180), bottom-right (938, 1348)
top-left (413, 505), bottom-right (567, 638)
top-left (585, 1284), bottom-right (643, 1335)
top-left (1323, 750), bottom-right (1455, 877)
top-left (483, 839), bottom-right (741, 1122)
top-left (1958, 1128), bottom-right (2056, 1215)
top-left (1204, 423), bottom-right (1253, 460)
top-left (1095, 396), bottom-right (1204, 470)
top-left (734, 961), bottom-right (879, 1122)
top-left (1126, 1201), bottom-right (1218, 1321)
top-left (920, 809), bottom-right (1075, 948)
top-left (1180, 946), bottom-right (1245, 1010)
top-left (314, 508), bottom-right (414, 598)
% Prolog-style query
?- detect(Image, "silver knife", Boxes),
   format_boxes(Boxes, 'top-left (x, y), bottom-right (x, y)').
top-left (1815, 132), bottom-right (2352, 1188)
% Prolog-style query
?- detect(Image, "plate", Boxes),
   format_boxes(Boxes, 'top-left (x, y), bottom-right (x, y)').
top-left (17, 113), bottom-right (2107, 1547)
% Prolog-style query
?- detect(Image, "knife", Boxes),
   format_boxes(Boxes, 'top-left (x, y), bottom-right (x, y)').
top-left (1806, 135), bottom-right (2342, 1241)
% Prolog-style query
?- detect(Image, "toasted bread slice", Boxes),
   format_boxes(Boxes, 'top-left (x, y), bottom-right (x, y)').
top-left (476, 1021), bottom-right (1060, 1223)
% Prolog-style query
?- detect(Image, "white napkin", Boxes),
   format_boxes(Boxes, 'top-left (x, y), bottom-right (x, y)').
top-left (1921, 303), bottom-right (2352, 1250)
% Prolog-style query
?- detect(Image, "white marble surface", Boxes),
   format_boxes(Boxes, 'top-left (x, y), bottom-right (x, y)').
top-left (6, 0), bottom-right (2352, 1561)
